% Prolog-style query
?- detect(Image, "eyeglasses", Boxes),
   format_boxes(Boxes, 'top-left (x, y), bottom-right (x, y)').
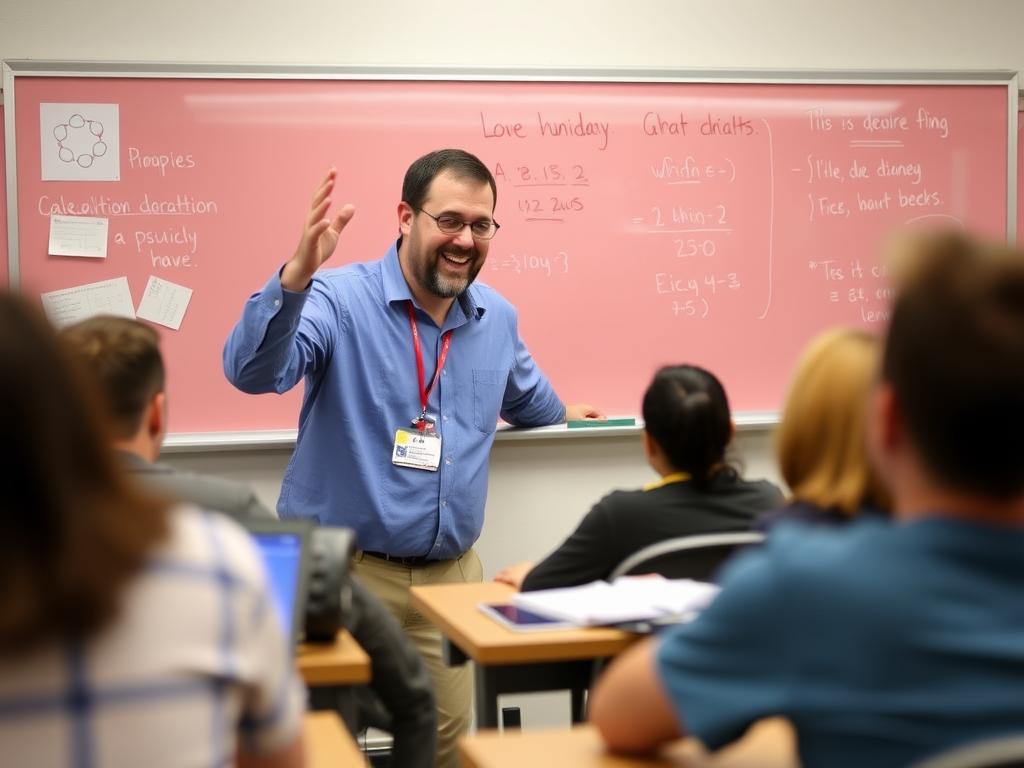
top-left (417, 208), bottom-right (500, 240)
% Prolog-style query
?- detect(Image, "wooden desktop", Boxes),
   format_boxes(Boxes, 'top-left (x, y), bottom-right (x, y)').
top-left (460, 718), bottom-right (798, 768)
top-left (410, 581), bottom-right (641, 728)
top-left (304, 711), bottom-right (367, 767)
top-left (297, 629), bottom-right (371, 686)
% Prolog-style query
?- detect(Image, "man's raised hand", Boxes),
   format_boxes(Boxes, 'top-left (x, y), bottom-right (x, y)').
top-left (281, 168), bottom-right (356, 291)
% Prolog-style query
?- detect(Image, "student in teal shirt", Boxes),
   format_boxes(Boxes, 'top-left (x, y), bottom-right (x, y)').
top-left (589, 231), bottom-right (1024, 768)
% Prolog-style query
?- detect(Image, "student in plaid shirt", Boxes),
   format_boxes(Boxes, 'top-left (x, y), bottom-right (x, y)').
top-left (0, 293), bottom-right (306, 768)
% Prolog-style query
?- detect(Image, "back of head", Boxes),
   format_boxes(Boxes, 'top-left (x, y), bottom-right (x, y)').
top-left (776, 328), bottom-right (890, 515)
top-left (882, 231), bottom-right (1024, 501)
top-left (61, 316), bottom-right (165, 441)
top-left (402, 148), bottom-right (497, 211)
top-left (642, 365), bottom-right (733, 489)
top-left (0, 295), bottom-right (167, 654)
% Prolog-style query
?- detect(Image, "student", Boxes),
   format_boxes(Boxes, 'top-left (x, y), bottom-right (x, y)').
top-left (63, 314), bottom-right (437, 768)
top-left (222, 149), bottom-right (601, 765)
top-left (0, 294), bottom-right (304, 767)
top-left (495, 365), bottom-right (783, 591)
top-left (589, 231), bottom-right (1024, 767)
top-left (61, 315), bottom-right (276, 520)
top-left (756, 327), bottom-right (891, 530)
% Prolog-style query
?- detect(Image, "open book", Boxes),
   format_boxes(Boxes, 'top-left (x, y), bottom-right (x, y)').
top-left (511, 576), bottom-right (720, 627)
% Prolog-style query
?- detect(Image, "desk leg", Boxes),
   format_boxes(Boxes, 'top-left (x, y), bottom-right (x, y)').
top-left (474, 665), bottom-right (500, 730)
top-left (309, 685), bottom-right (359, 734)
top-left (571, 686), bottom-right (587, 724)
top-left (439, 636), bottom-right (598, 730)
top-left (471, 661), bottom-right (596, 731)
top-left (442, 637), bottom-right (469, 666)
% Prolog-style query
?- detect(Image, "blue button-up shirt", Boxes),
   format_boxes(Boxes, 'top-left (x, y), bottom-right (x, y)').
top-left (223, 242), bottom-right (565, 559)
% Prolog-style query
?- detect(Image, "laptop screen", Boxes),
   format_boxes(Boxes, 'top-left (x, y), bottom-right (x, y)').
top-left (252, 530), bottom-right (303, 640)
top-left (243, 520), bottom-right (314, 649)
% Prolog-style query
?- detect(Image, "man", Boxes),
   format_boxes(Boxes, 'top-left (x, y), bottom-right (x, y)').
top-left (223, 149), bottom-right (601, 766)
top-left (589, 231), bottom-right (1024, 768)
top-left (62, 315), bottom-right (276, 520)
top-left (64, 315), bottom-right (439, 768)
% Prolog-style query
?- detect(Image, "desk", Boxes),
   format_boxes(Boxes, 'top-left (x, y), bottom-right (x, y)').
top-left (304, 711), bottom-right (367, 767)
top-left (410, 582), bottom-right (641, 728)
top-left (298, 631), bottom-right (371, 734)
top-left (459, 719), bottom-right (799, 768)
top-left (297, 629), bottom-right (371, 686)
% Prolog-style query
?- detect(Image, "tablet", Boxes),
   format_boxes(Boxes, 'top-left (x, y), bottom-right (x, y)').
top-left (478, 602), bottom-right (576, 632)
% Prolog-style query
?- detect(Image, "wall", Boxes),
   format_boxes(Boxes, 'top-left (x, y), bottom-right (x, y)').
top-left (4, 0), bottom-right (1022, 730)
top-left (3, 1), bottom-right (1024, 73)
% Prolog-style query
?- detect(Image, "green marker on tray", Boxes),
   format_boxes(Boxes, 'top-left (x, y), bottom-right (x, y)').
top-left (566, 417), bottom-right (637, 429)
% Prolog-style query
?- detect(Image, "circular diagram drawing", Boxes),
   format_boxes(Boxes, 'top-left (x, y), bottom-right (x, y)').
top-left (53, 113), bottom-right (108, 168)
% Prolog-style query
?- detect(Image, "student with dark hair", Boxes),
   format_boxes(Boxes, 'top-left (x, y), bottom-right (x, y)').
top-left (495, 365), bottom-right (783, 591)
top-left (0, 294), bottom-right (304, 767)
top-left (223, 148), bottom-right (602, 767)
top-left (590, 231), bottom-right (1024, 767)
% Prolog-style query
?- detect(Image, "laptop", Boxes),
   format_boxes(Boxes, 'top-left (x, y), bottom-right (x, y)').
top-left (242, 519), bottom-right (315, 649)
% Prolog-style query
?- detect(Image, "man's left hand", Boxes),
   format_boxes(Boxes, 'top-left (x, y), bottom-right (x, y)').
top-left (565, 403), bottom-right (606, 421)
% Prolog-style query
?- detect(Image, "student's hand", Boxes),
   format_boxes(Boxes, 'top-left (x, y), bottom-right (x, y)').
top-left (281, 168), bottom-right (356, 291)
top-left (494, 561), bottom-right (535, 590)
top-left (565, 403), bottom-right (606, 421)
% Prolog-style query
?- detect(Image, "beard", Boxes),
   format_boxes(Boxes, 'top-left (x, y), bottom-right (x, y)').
top-left (421, 246), bottom-right (484, 298)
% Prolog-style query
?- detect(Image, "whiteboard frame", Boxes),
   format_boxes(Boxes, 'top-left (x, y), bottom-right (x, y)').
top-left (2, 61), bottom-right (1018, 450)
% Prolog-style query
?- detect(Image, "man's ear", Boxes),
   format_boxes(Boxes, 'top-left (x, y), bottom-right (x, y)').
top-left (867, 381), bottom-right (904, 470)
top-left (398, 201), bottom-right (414, 236)
top-left (148, 392), bottom-right (167, 440)
top-left (641, 429), bottom-right (658, 461)
top-left (877, 383), bottom-right (903, 451)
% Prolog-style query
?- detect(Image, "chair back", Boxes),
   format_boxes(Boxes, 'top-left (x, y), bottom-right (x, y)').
top-left (609, 531), bottom-right (764, 582)
top-left (911, 737), bottom-right (1024, 768)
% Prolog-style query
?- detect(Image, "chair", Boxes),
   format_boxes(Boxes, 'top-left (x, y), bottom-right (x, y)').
top-left (591, 532), bottom-right (766, 692)
top-left (609, 531), bottom-right (765, 582)
top-left (911, 737), bottom-right (1024, 768)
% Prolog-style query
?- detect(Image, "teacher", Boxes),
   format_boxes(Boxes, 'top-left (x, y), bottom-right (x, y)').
top-left (224, 148), bottom-right (600, 767)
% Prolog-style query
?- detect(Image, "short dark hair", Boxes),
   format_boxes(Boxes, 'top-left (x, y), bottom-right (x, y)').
top-left (61, 316), bottom-right (165, 440)
top-left (0, 294), bottom-right (167, 653)
top-left (642, 365), bottom-right (733, 489)
top-left (883, 231), bottom-right (1024, 499)
top-left (402, 148), bottom-right (497, 212)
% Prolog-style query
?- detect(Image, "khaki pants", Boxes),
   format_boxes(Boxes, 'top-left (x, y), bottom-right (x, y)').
top-left (352, 549), bottom-right (483, 768)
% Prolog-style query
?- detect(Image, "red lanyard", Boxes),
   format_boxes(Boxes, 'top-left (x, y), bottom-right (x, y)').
top-left (406, 301), bottom-right (452, 427)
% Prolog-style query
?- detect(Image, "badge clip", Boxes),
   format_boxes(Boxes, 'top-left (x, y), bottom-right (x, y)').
top-left (412, 410), bottom-right (435, 433)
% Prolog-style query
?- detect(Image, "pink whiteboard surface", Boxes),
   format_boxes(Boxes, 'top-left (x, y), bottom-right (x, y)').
top-left (8, 76), bottom-right (1011, 435)
top-left (1019, 110), bottom-right (1023, 244)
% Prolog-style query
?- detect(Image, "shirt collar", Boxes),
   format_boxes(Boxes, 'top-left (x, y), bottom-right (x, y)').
top-left (116, 449), bottom-right (162, 473)
top-left (643, 472), bottom-right (693, 491)
top-left (382, 238), bottom-right (487, 321)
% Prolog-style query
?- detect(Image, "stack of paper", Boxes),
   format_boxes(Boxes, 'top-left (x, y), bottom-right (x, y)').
top-left (511, 576), bottom-right (720, 626)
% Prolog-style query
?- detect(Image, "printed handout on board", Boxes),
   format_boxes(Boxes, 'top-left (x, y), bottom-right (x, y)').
top-left (48, 214), bottom-right (109, 258)
top-left (40, 103), bottom-right (120, 181)
top-left (40, 276), bottom-right (135, 328)
top-left (136, 275), bottom-right (193, 330)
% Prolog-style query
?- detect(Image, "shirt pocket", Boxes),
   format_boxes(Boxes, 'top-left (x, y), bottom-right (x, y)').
top-left (472, 368), bottom-right (506, 434)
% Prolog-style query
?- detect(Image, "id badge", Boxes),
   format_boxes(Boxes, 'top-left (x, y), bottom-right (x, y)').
top-left (392, 427), bottom-right (442, 471)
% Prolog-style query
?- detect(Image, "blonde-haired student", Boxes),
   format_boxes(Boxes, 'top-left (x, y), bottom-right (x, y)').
top-left (757, 327), bottom-right (891, 530)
